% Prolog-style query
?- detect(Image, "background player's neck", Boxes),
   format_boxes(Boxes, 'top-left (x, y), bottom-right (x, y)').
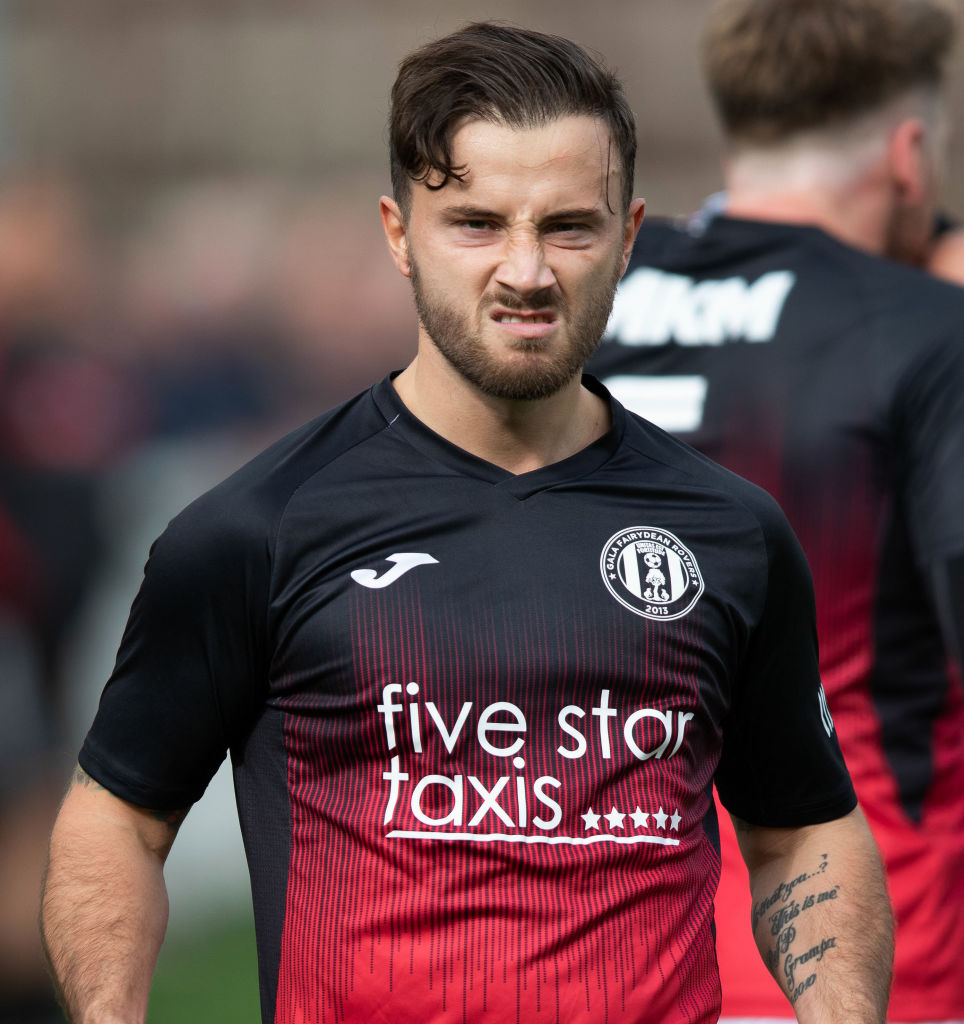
top-left (723, 150), bottom-right (891, 257)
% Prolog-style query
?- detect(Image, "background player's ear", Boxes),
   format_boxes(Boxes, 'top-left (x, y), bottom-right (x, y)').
top-left (379, 196), bottom-right (412, 277)
top-left (888, 117), bottom-right (928, 204)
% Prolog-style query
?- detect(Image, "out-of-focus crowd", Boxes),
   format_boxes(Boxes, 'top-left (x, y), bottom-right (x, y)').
top-left (0, 171), bottom-right (415, 1021)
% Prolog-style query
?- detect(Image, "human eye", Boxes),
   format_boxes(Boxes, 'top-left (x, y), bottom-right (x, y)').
top-left (544, 218), bottom-right (597, 244)
top-left (459, 218), bottom-right (497, 234)
top-left (449, 216), bottom-right (502, 245)
top-left (540, 209), bottom-right (602, 239)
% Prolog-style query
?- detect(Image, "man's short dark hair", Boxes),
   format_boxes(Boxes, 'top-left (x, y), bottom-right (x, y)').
top-left (389, 22), bottom-right (637, 214)
top-left (703, 0), bottom-right (957, 144)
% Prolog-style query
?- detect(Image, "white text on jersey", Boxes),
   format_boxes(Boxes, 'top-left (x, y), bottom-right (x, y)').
top-left (605, 266), bottom-right (796, 346)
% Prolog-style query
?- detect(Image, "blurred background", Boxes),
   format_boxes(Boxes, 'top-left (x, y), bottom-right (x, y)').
top-left (2, 1), bottom-right (963, 1020)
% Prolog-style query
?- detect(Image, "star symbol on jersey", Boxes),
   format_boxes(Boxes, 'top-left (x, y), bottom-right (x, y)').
top-left (582, 808), bottom-right (601, 831)
top-left (653, 807), bottom-right (669, 829)
top-left (605, 807), bottom-right (626, 830)
top-left (670, 809), bottom-right (682, 831)
top-left (630, 807), bottom-right (649, 829)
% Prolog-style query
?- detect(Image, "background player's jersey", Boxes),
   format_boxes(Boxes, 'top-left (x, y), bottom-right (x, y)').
top-left (80, 375), bottom-right (854, 1024)
top-left (590, 216), bottom-right (964, 1021)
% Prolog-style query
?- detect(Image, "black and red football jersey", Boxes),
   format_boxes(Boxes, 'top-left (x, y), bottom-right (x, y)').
top-left (81, 374), bottom-right (854, 1023)
top-left (590, 215), bottom-right (964, 1021)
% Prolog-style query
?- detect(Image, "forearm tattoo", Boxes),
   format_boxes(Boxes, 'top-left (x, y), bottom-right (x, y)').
top-left (72, 764), bottom-right (188, 832)
top-left (150, 807), bottom-right (189, 830)
top-left (753, 852), bottom-right (839, 1005)
top-left (73, 765), bottom-right (105, 791)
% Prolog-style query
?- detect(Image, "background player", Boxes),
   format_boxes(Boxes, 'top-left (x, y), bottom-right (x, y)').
top-left (41, 22), bottom-right (892, 1024)
top-left (590, 0), bottom-right (964, 1020)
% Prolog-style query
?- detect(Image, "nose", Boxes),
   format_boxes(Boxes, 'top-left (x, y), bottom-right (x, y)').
top-left (494, 232), bottom-right (557, 296)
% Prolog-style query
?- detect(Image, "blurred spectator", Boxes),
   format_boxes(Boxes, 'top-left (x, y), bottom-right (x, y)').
top-left (270, 177), bottom-right (414, 407)
top-left (115, 182), bottom-right (298, 439)
top-left (0, 178), bottom-right (145, 706)
top-left (0, 170), bottom-right (414, 1021)
top-left (0, 177), bottom-right (133, 1022)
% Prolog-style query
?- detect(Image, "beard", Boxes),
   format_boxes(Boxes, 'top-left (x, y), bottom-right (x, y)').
top-left (409, 252), bottom-right (624, 402)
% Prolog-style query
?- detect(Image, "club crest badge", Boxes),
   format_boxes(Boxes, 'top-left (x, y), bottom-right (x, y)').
top-left (600, 527), bottom-right (704, 620)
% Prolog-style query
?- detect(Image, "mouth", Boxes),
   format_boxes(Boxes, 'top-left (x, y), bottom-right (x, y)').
top-left (493, 312), bottom-right (555, 324)
top-left (490, 308), bottom-right (558, 339)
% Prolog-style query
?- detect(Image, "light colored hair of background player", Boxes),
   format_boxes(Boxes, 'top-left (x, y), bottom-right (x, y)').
top-left (703, 0), bottom-right (956, 144)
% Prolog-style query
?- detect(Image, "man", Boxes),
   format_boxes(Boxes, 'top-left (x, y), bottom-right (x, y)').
top-left (41, 22), bottom-right (892, 1024)
top-left (590, 1), bottom-right (964, 1021)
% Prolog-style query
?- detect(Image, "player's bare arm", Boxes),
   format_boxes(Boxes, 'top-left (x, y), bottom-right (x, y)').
top-left (41, 766), bottom-right (188, 1024)
top-left (733, 807), bottom-right (893, 1023)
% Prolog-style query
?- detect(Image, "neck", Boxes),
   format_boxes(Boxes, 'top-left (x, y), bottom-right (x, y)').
top-left (724, 149), bottom-right (891, 256)
top-left (392, 353), bottom-right (610, 475)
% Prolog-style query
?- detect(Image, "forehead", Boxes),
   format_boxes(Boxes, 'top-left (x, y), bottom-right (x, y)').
top-left (421, 115), bottom-right (619, 215)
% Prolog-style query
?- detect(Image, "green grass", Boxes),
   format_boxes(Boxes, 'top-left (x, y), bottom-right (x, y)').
top-left (148, 911), bottom-right (261, 1023)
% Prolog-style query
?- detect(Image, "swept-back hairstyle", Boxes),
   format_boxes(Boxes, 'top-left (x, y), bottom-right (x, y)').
top-left (703, 0), bottom-right (957, 144)
top-left (389, 22), bottom-right (637, 214)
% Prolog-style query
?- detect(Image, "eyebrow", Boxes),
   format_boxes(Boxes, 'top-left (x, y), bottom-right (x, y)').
top-left (439, 204), bottom-right (502, 220)
top-left (545, 208), bottom-right (607, 223)
top-left (440, 204), bottom-right (607, 223)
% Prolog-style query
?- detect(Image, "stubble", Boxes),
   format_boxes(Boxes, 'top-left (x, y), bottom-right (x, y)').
top-left (409, 252), bottom-right (623, 401)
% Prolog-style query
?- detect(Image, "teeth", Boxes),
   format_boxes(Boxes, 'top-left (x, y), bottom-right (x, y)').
top-left (498, 314), bottom-right (551, 323)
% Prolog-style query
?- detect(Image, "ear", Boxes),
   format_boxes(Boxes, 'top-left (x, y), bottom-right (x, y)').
top-left (620, 198), bottom-right (646, 274)
top-left (888, 117), bottom-right (928, 203)
top-left (379, 196), bottom-right (411, 277)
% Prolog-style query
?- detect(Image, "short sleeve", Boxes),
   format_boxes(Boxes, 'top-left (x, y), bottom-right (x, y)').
top-left (715, 507), bottom-right (857, 827)
top-left (79, 488), bottom-right (271, 809)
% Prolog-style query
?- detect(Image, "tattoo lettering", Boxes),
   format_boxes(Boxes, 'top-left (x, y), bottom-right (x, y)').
top-left (777, 924), bottom-right (795, 953)
top-left (753, 852), bottom-right (841, 1007)
top-left (788, 968), bottom-right (818, 1005)
top-left (765, 885), bottom-right (840, 936)
top-left (785, 937), bottom-right (837, 995)
top-left (751, 852), bottom-right (829, 931)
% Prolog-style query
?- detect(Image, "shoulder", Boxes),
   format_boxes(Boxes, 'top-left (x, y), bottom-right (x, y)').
top-left (627, 216), bottom-right (693, 268)
top-left (618, 405), bottom-right (797, 544)
top-left (832, 251), bottom-right (964, 389)
top-left (624, 216), bottom-right (964, 350)
top-left (783, 227), bottom-right (964, 332)
top-left (609, 408), bottom-right (812, 637)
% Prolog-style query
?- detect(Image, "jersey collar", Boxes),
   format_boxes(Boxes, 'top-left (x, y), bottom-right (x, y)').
top-left (371, 372), bottom-right (626, 500)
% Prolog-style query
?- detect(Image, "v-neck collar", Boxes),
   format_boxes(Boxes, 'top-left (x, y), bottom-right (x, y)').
top-left (371, 372), bottom-right (625, 500)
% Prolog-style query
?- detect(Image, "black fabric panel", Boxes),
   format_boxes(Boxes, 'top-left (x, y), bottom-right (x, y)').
top-left (232, 710), bottom-right (291, 1024)
top-left (931, 551), bottom-right (964, 671)
top-left (870, 503), bottom-right (950, 823)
